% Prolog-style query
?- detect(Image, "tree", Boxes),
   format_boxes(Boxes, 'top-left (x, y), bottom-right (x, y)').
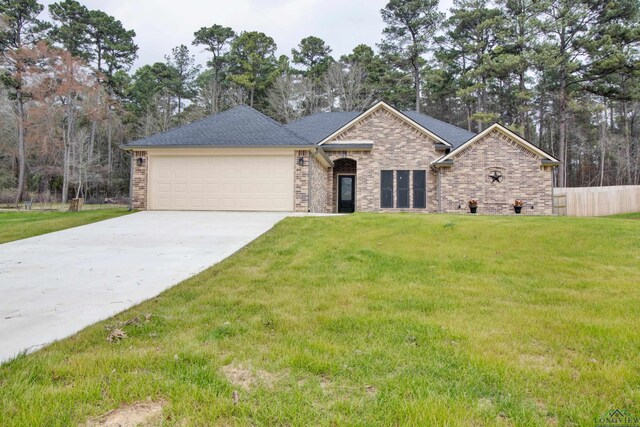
top-left (379, 0), bottom-right (444, 113)
top-left (291, 36), bottom-right (333, 81)
top-left (127, 62), bottom-right (180, 134)
top-left (192, 24), bottom-right (235, 113)
top-left (165, 44), bottom-right (200, 121)
top-left (228, 31), bottom-right (277, 107)
top-left (538, 0), bottom-right (640, 187)
top-left (49, 1), bottom-right (137, 195)
top-left (0, 0), bottom-right (49, 204)
top-left (438, 0), bottom-right (503, 131)
top-left (48, 0), bottom-right (91, 60)
top-left (325, 62), bottom-right (374, 112)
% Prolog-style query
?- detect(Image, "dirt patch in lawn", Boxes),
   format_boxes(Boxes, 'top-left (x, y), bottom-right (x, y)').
top-left (221, 363), bottom-right (280, 390)
top-left (84, 400), bottom-right (165, 427)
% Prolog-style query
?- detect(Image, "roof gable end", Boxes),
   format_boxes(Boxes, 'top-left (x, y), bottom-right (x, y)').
top-left (434, 123), bottom-right (560, 164)
top-left (317, 101), bottom-right (452, 147)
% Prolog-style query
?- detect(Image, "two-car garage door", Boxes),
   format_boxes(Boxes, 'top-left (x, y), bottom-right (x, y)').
top-left (148, 155), bottom-right (294, 211)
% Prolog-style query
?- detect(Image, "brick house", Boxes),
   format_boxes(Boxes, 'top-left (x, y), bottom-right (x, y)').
top-left (123, 101), bottom-right (559, 214)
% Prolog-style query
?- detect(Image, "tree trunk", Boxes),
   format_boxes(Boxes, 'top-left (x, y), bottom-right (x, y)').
top-left (413, 63), bottom-right (420, 113)
top-left (107, 108), bottom-right (113, 195)
top-left (622, 101), bottom-right (632, 184)
top-left (519, 71), bottom-right (528, 138)
top-left (599, 104), bottom-right (607, 186)
top-left (557, 70), bottom-right (567, 188)
top-left (250, 87), bottom-right (254, 107)
top-left (62, 98), bottom-right (74, 203)
top-left (14, 90), bottom-right (26, 205)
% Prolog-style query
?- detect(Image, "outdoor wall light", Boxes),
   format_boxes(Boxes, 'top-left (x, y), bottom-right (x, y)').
top-left (136, 157), bottom-right (145, 167)
top-left (298, 156), bottom-right (305, 166)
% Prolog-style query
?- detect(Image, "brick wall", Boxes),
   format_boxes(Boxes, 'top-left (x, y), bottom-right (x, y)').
top-left (131, 151), bottom-right (148, 210)
top-left (326, 108), bottom-right (442, 212)
top-left (309, 153), bottom-right (331, 213)
top-left (439, 130), bottom-right (554, 215)
top-left (294, 150), bottom-right (309, 212)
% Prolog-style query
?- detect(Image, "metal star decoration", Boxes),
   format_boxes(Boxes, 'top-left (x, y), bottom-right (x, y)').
top-left (489, 170), bottom-right (503, 183)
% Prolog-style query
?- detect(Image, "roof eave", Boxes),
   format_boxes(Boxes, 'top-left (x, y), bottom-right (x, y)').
top-left (121, 144), bottom-right (317, 150)
top-left (432, 159), bottom-right (454, 168)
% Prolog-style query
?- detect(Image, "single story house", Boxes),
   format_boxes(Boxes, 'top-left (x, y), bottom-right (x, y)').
top-left (123, 101), bottom-right (559, 214)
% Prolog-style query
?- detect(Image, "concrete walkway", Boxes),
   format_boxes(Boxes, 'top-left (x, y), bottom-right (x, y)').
top-left (0, 211), bottom-right (288, 363)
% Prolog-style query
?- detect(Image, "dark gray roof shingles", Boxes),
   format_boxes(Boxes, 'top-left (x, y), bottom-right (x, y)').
top-left (401, 111), bottom-right (476, 148)
top-left (125, 104), bottom-right (476, 149)
top-left (125, 105), bottom-right (310, 147)
top-left (284, 111), bottom-right (362, 145)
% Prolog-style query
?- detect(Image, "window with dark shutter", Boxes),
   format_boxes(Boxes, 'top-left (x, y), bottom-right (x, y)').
top-left (413, 170), bottom-right (426, 208)
top-left (380, 170), bottom-right (393, 208)
top-left (397, 170), bottom-right (409, 208)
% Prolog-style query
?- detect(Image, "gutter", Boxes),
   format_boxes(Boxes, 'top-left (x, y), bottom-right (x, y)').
top-left (309, 147), bottom-right (334, 168)
top-left (119, 144), bottom-right (321, 151)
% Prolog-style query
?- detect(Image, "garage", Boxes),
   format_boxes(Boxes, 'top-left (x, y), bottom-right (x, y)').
top-left (148, 154), bottom-right (294, 211)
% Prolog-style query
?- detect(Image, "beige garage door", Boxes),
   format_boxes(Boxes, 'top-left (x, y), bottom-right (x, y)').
top-left (148, 155), bottom-right (294, 211)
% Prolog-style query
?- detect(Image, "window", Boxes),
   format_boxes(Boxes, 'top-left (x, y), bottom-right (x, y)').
top-left (413, 170), bottom-right (426, 208)
top-left (397, 170), bottom-right (409, 208)
top-left (380, 170), bottom-right (393, 208)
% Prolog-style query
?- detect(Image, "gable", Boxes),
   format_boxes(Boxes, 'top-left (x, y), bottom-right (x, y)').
top-left (434, 124), bottom-right (560, 166)
top-left (318, 101), bottom-right (451, 147)
top-left (326, 105), bottom-right (442, 148)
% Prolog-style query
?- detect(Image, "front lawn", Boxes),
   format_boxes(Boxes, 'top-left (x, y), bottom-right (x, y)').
top-left (1, 214), bottom-right (638, 425)
top-left (0, 208), bottom-right (132, 244)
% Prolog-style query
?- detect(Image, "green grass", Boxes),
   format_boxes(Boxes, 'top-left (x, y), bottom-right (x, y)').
top-left (1, 214), bottom-right (639, 426)
top-left (608, 212), bottom-right (640, 220)
top-left (0, 208), bottom-right (132, 244)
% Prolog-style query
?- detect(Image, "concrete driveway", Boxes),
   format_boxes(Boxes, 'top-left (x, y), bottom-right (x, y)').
top-left (0, 211), bottom-right (288, 363)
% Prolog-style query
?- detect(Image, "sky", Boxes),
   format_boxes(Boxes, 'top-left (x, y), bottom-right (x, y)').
top-left (39, 0), bottom-right (455, 71)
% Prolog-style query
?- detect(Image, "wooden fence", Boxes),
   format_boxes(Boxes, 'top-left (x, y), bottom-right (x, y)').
top-left (553, 185), bottom-right (640, 216)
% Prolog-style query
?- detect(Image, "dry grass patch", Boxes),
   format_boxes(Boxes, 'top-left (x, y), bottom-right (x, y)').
top-left (221, 363), bottom-right (281, 391)
top-left (84, 400), bottom-right (165, 427)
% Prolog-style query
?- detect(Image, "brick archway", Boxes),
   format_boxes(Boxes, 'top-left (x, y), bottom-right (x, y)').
top-left (333, 158), bottom-right (357, 213)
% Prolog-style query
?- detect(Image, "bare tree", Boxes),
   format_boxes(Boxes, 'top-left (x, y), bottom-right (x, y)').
top-left (267, 74), bottom-right (306, 123)
top-left (325, 62), bottom-right (374, 112)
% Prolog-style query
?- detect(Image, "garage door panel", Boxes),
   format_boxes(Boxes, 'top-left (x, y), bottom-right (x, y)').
top-left (149, 155), bottom-right (294, 211)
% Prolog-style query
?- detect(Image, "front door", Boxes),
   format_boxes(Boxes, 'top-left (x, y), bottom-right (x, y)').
top-left (338, 175), bottom-right (355, 213)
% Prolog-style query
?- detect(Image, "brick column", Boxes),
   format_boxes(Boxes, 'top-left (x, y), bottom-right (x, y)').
top-left (131, 151), bottom-right (148, 210)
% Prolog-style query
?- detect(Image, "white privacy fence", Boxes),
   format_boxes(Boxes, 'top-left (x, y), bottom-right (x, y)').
top-left (553, 185), bottom-right (640, 216)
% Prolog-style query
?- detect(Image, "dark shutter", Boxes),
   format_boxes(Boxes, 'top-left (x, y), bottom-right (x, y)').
top-left (397, 170), bottom-right (409, 208)
top-left (413, 170), bottom-right (426, 208)
top-left (380, 170), bottom-right (393, 208)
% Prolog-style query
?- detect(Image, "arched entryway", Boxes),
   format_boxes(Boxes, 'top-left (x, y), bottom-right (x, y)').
top-left (333, 158), bottom-right (357, 213)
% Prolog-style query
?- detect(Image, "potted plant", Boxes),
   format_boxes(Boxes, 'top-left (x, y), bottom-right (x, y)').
top-left (468, 199), bottom-right (478, 214)
top-left (513, 199), bottom-right (524, 214)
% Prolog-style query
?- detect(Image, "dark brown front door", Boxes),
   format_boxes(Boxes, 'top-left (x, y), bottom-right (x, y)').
top-left (338, 175), bottom-right (355, 213)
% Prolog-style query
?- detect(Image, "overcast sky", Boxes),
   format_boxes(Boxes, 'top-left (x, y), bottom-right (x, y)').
top-left (39, 0), bottom-right (455, 71)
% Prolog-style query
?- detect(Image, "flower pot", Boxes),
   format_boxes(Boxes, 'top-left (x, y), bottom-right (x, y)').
top-left (514, 206), bottom-right (522, 214)
top-left (470, 206), bottom-right (477, 214)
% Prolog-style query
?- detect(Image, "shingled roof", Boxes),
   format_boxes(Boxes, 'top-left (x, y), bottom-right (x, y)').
top-left (124, 105), bottom-right (310, 148)
top-left (401, 111), bottom-right (476, 149)
top-left (284, 112), bottom-right (361, 145)
top-left (124, 103), bottom-right (476, 149)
